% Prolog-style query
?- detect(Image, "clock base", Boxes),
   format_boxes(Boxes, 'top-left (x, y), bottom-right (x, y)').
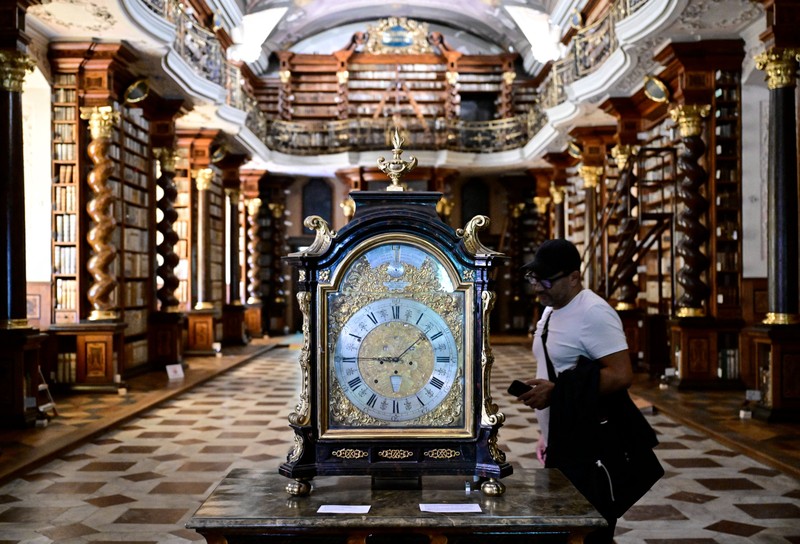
top-left (371, 475), bottom-right (422, 490)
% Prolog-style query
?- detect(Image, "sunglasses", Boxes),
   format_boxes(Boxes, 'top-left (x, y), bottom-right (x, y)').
top-left (525, 270), bottom-right (571, 289)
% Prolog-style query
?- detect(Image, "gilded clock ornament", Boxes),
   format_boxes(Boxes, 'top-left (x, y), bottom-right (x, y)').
top-left (280, 137), bottom-right (511, 497)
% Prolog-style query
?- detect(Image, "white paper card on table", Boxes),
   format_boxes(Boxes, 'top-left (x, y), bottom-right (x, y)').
top-left (166, 364), bottom-right (184, 380)
top-left (419, 503), bottom-right (482, 513)
top-left (317, 505), bottom-right (371, 514)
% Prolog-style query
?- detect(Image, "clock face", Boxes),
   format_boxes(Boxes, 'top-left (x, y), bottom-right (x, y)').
top-left (333, 297), bottom-right (459, 422)
top-left (321, 238), bottom-right (471, 438)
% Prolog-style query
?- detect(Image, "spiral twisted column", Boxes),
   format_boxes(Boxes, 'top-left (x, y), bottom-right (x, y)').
top-left (580, 165), bottom-right (602, 290)
top-left (80, 106), bottom-right (121, 321)
top-left (610, 146), bottom-right (639, 310)
top-left (755, 47), bottom-right (800, 324)
top-left (670, 104), bottom-right (711, 317)
top-left (246, 198), bottom-right (263, 304)
top-left (155, 148), bottom-right (181, 311)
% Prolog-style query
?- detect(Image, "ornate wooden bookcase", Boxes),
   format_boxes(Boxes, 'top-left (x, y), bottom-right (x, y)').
top-left (47, 42), bottom-right (158, 390)
top-left (174, 129), bottom-right (226, 353)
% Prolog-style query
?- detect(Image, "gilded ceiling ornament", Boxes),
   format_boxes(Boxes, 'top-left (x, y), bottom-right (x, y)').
top-left (669, 104), bottom-right (710, 138)
top-left (755, 48), bottom-right (800, 90)
top-left (0, 51), bottom-right (35, 93)
top-left (366, 17), bottom-right (431, 55)
top-left (79, 106), bottom-right (120, 140)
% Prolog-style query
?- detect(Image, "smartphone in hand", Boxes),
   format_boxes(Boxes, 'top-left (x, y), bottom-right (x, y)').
top-left (507, 379), bottom-right (533, 397)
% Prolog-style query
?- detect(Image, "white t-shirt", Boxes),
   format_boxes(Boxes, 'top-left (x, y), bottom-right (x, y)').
top-left (532, 289), bottom-right (629, 444)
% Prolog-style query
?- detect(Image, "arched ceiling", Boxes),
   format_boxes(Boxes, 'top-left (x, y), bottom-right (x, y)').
top-left (245, 0), bottom-right (559, 66)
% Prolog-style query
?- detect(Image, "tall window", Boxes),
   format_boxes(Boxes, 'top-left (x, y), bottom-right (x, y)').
top-left (302, 178), bottom-right (333, 234)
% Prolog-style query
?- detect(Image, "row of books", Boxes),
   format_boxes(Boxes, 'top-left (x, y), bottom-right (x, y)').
top-left (54, 278), bottom-right (78, 310)
top-left (53, 105), bottom-right (77, 121)
top-left (53, 142), bottom-right (77, 161)
top-left (54, 214), bottom-right (78, 242)
top-left (122, 184), bottom-right (149, 207)
top-left (53, 185), bottom-right (77, 212)
top-left (126, 338), bottom-right (149, 367)
top-left (123, 279), bottom-right (148, 307)
top-left (123, 165), bottom-right (149, 188)
top-left (123, 227), bottom-right (147, 253)
top-left (122, 251), bottom-right (150, 277)
top-left (54, 353), bottom-right (78, 384)
top-left (56, 164), bottom-right (81, 184)
top-left (123, 202), bottom-right (149, 229)
top-left (53, 246), bottom-right (78, 275)
top-left (123, 308), bottom-right (148, 336)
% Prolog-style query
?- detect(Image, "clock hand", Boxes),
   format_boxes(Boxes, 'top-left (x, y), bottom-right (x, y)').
top-left (394, 333), bottom-right (426, 361)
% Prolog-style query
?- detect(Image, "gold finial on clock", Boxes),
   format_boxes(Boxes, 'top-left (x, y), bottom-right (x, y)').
top-left (377, 127), bottom-right (417, 191)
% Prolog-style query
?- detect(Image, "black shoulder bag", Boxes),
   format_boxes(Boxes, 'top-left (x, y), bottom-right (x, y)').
top-left (541, 313), bottom-right (664, 520)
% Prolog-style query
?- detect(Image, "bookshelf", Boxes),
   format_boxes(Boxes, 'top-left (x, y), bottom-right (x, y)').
top-left (51, 72), bottom-right (85, 326)
top-left (709, 69), bottom-right (743, 321)
top-left (174, 131), bottom-right (225, 352)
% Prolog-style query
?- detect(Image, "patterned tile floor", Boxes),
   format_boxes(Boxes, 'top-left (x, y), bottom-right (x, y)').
top-left (0, 338), bottom-right (799, 543)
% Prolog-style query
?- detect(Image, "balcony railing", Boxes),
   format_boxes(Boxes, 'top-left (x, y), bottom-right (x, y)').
top-left (266, 114), bottom-right (534, 155)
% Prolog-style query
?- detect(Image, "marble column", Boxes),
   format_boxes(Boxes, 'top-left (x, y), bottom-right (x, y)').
top-left (670, 104), bottom-right (711, 317)
top-left (80, 105), bottom-right (121, 321)
top-left (194, 168), bottom-right (214, 310)
top-left (225, 188), bottom-right (243, 305)
top-left (0, 51), bottom-right (34, 328)
top-left (755, 48), bottom-right (800, 324)
top-left (579, 165), bottom-right (602, 289)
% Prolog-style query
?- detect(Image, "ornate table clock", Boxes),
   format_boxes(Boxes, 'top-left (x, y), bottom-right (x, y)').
top-left (280, 132), bottom-right (511, 496)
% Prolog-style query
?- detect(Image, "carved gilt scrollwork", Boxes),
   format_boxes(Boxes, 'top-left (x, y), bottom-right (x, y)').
top-left (458, 215), bottom-right (502, 258)
top-left (480, 290), bottom-right (504, 427)
top-left (301, 215), bottom-right (337, 256)
top-left (289, 291), bottom-right (311, 426)
top-left (332, 448), bottom-right (369, 459)
top-left (378, 449), bottom-right (414, 460)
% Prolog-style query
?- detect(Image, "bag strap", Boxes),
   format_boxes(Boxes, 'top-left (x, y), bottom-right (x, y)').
top-left (541, 311), bottom-right (558, 382)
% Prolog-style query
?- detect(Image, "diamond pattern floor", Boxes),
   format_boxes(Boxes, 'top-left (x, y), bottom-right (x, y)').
top-left (0, 339), bottom-right (799, 543)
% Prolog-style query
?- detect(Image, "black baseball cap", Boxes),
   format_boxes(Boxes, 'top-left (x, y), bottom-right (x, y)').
top-left (521, 238), bottom-right (581, 279)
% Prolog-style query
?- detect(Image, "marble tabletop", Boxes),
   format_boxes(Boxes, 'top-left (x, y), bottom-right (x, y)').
top-left (187, 468), bottom-right (606, 535)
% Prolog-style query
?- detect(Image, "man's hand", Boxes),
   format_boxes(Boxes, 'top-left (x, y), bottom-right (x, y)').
top-left (517, 378), bottom-right (554, 410)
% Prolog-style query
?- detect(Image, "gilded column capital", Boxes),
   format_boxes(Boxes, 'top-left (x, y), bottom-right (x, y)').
top-left (340, 197), bottom-right (355, 221)
top-left (510, 202), bottom-right (525, 218)
top-left (533, 196), bottom-right (550, 214)
top-left (155, 148), bottom-right (177, 173)
top-left (549, 182), bottom-right (564, 204)
top-left (445, 71), bottom-right (459, 85)
top-left (247, 197), bottom-right (262, 216)
top-left (755, 48), bottom-right (800, 90)
top-left (502, 71), bottom-right (516, 85)
top-left (80, 106), bottom-right (120, 140)
top-left (225, 187), bottom-right (240, 202)
top-left (268, 202), bottom-right (285, 218)
top-left (195, 168), bottom-right (214, 191)
top-left (279, 69), bottom-right (291, 84)
top-left (336, 70), bottom-right (349, 85)
top-left (611, 144), bottom-right (637, 170)
top-left (579, 165), bottom-right (603, 189)
top-left (0, 51), bottom-right (35, 93)
top-left (669, 104), bottom-right (710, 138)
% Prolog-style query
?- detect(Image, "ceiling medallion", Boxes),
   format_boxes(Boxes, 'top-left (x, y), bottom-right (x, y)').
top-left (366, 17), bottom-right (431, 55)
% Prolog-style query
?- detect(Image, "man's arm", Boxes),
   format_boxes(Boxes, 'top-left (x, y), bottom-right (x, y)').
top-left (597, 349), bottom-right (633, 394)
